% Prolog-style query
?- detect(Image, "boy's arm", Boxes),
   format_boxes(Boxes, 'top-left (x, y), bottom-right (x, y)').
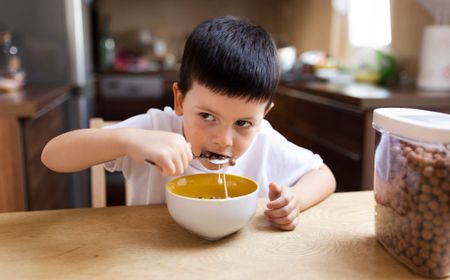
top-left (41, 128), bottom-right (128, 172)
top-left (41, 128), bottom-right (193, 176)
top-left (264, 163), bottom-right (336, 230)
top-left (291, 163), bottom-right (336, 211)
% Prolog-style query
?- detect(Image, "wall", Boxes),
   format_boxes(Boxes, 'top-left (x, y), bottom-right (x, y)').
top-left (97, 0), bottom-right (284, 59)
top-left (278, 0), bottom-right (332, 52)
top-left (391, 0), bottom-right (433, 77)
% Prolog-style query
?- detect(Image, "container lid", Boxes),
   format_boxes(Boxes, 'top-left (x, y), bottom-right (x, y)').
top-left (372, 108), bottom-right (450, 143)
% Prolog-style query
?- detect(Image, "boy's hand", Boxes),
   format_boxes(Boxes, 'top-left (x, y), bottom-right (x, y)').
top-left (123, 129), bottom-right (193, 176)
top-left (264, 182), bottom-right (300, 231)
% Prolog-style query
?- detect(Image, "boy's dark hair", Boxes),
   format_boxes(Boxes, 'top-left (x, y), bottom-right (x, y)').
top-left (178, 16), bottom-right (279, 104)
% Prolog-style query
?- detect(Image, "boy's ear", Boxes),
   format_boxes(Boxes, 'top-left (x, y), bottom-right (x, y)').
top-left (264, 102), bottom-right (274, 116)
top-left (173, 82), bottom-right (184, 116)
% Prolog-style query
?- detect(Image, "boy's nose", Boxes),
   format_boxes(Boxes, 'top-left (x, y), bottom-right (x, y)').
top-left (213, 126), bottom-right (233, 147)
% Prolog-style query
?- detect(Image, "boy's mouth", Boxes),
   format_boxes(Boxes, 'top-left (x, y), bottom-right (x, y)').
top-left (200, 151), bottom-right (231, 160)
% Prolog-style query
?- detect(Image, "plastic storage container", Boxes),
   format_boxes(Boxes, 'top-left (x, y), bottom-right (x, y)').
top-left (373, 108), bottom-right (450, 278)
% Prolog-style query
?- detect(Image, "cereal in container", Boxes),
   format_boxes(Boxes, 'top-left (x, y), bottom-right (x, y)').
top-left (372, 108), bottom-right (450, 278)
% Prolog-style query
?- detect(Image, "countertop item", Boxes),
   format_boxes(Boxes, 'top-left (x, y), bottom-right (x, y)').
top-left (372, 108), bottom-right (450, 278)
top-left (0, 191), bottom-right (442, 279)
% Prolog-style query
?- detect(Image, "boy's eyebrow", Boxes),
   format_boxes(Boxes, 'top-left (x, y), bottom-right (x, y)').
top-left (194, 105), bottom-right (258, 121)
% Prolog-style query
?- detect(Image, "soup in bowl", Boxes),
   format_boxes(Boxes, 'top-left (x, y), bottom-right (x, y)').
top-left (166, 173), bottom-right (259, 240)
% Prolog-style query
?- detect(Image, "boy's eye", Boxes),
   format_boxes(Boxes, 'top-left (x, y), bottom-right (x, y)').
top-left (235, 120), bottom-right (252, 128)
top-left (199, 112), bottom-right (215, 121)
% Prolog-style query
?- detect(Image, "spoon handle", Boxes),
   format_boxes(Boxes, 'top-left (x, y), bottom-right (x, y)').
top-left (144, 155), bottom-right (234, 166)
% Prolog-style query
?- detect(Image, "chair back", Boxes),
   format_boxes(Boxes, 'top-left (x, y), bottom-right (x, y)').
top-left (89, 118), bottom-right (124, 207)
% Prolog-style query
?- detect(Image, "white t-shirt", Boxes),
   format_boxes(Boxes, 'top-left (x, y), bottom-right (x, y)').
top-left (105, 107), bottom-right (323, 205)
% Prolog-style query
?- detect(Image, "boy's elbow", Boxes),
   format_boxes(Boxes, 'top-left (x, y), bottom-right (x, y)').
top-left (41, 143), bottom-right (61, 172)
top-left (41, 144), bottom-right (52, 169)
top-left (330, 174), bottom-right (337, 193)
top-left (322, 163), bottom-right (337, 194)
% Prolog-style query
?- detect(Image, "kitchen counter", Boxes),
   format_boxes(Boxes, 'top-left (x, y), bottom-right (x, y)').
top-left (0, 85), bottom-right (71, 117)
top-left (280, 81), bottom-right (450, 110)
top-left (0, 191), bottom-right (439, 279)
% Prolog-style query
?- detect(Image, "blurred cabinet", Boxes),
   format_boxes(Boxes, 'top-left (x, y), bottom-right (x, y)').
top-left (22, 99), bottom-right (71, 210)
top-left (95, 71), bottom-right (178, 120)
top-left (267, 86), bottom-right (365, 192)
top-left (0, 86), bottom-right (80, 212)
top-left (268, 83), bottom-right (450, 192)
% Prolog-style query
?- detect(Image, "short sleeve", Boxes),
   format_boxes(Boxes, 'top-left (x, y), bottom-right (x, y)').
top-left (259, 121), bottom-right (323, 188)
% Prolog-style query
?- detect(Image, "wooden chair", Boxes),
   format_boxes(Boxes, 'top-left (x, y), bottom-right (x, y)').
top-left (89, 118), bottom-right (127, 207)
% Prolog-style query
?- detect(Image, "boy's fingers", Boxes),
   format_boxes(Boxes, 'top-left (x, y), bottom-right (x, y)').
top-left (177, 143), bottom-right (192, 171)
top-left (267, 186), bottom-right (294, 209)
top-left (268, 182), bottom-right (282, 201)
top-left (159, 158), bottom-right (176, 176)
top-left (156, 165), bottom-right (164, 175)
top-left (173, 156), bottom-right (184, 176)
top-left (180, 148), bottom-right (188, 169)
top-left (267, 209), bottom-right (298, 225)
top-left (277, 217), bottom-right (299, 231)
top-left (185, 143), bottom-right (193, 163)
top-left (264, 200), bottom-right (297, 218)
top-left (267, 195), bottom-right (289, 209)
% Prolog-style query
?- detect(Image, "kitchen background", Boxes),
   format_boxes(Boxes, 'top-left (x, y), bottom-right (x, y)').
top-left (0, 0), bottom-right (449, 212)
top-left (96, 0), bottom-right (433, 77)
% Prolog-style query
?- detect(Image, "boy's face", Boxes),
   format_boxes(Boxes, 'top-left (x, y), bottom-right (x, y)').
top-left (173, 81), bottom-right (272, 170)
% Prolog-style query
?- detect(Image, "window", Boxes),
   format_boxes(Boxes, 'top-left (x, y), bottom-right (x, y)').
top-left (348, 0), bottom-right (392, 48)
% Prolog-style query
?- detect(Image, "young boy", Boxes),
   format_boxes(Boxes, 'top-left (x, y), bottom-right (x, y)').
top-left (42, 16), bottom-right (336, 231)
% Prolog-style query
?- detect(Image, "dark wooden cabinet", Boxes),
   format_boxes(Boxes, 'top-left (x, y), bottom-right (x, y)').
top-left (22, 99), bottom-right (72, 210)
top-left (0, 86), bottom-right (81, 212)
top-left (267, 86), bottom-right (366, 191)
top-left (267, 83), bottom-right (450, 192)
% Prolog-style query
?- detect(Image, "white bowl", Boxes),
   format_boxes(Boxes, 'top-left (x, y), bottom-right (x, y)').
top-left (166, 173), bottom-right (259, 240)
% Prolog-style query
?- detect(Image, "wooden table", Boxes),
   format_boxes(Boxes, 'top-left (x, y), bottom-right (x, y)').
top-left (0, 191), bottom-right (445, 279)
